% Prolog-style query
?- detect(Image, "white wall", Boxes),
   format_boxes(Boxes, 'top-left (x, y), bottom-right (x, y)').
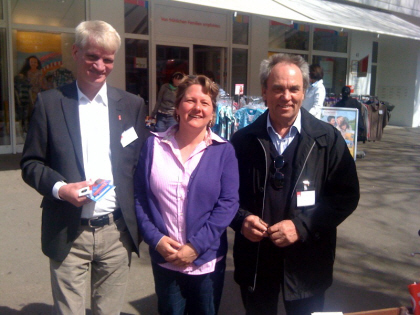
top-left (89, 0), bottom-right (126, 90)
top-left (376, 35), bottom-right (420, 126)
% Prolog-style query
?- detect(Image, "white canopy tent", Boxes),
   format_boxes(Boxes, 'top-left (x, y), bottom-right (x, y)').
top-left (172, 0), bottom-right (420, 40)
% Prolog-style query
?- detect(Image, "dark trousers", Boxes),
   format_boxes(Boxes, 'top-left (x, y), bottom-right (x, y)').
top-left (152, 258), bottom-right (226, 315)
top-left (240, 282), bottom-right (324, 315)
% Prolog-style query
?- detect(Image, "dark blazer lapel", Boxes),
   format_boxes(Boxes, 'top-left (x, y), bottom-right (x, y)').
top-left (60, 82), bottom-right (84, 174)
top-left (108, 85), bottom-right (124, 171)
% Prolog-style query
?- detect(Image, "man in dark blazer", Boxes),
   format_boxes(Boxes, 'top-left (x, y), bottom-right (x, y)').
top-left (20, 20), bottom-right (148, 314)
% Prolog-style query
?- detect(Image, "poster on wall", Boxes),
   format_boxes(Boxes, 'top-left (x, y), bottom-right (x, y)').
top-left (320, 107), bottom-right (359, 160)
top-left (16, 31), bottom-right (63, 79)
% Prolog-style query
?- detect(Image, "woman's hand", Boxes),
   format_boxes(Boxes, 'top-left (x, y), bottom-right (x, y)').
top-left (156, 236), bottom-right (181, 262)
top-left (170, 243), bottom-right (199, 267)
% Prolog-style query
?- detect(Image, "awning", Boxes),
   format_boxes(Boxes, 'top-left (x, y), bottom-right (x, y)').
top-left (274, 0), bottom-right (420, 40)
top-left (170, 0), bottom-right (313, 23)
top-left (171, 0), bottom-right (420, 41)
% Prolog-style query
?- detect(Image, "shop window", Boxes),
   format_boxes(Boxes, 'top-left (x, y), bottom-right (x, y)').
top-left (156, 45), bottom-right (189, 100)
top-left (233, 14), bottom-right (249, 45)
top-left (313, 28), bottom-right (348, 53)
top-left (11, 0), bottom-right (85, 28)
top-left (269, 21), bottom-right (309, 51)
top-left (124, 0), bottom-right (149, 35)
top-left (125, 39), bottom-right (149, 105)
top-left (268, 51), bottom-right (308, 62)
top-left (231, 48), bottom-right (248, 99)
top-left (312, 56), bottom-right (347, 96)
top-left (372, 41), bottom-right (378, 63)
top-left (0, 29), bottom-right (10, 146)
top-left (13, 30), bottom-right (75, 144)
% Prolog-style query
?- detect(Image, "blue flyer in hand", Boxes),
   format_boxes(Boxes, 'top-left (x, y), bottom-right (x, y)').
top-left (88, 179), bottom-right (115, 202)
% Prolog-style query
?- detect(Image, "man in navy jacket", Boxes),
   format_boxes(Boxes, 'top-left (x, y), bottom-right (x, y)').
top-left (230, 53), bottom-right (359, 315)
top-left (20, 20), bottom-right (148, 314)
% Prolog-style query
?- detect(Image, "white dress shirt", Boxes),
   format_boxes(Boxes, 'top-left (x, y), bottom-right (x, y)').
top-left (301, 79), bottom-right (326, 119)
top-left (267, 110), bottom-right (301, 155)
top-left (53, 82), bottom-right (117, 218)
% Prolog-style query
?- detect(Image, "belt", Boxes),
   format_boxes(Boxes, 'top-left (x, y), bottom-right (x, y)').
top-left (81, 208), bottom-right (122, 228)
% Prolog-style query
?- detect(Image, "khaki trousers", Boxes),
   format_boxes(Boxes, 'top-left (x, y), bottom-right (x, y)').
top-left (50, 217), bottom-right (133, 315)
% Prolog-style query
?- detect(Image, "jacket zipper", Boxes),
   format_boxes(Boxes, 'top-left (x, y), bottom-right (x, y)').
top-left (290, 141), bottom-right (315, 199)
top-left (248, 138), bottom-right (269, 293)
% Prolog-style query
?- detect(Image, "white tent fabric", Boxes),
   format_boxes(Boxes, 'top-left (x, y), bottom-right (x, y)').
top-left (171, 0), bottom-right (420, 40)
top-left (275, 0), bottom-right (420, 40)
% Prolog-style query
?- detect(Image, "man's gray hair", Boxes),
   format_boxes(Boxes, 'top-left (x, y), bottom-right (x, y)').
top-left (260, 53), bottom-right (309, 91)
top-left (75, 20), bottom-right (121, 53)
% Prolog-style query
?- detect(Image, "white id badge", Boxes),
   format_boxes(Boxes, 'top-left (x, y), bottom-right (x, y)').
top-left (121, 127), bottom-right (138, 147)
top-left (296, 190), bottom-right (316, 207)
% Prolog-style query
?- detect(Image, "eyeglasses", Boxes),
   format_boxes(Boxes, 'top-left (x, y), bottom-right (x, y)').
top-left (271, 155), bottom-right (285, 189)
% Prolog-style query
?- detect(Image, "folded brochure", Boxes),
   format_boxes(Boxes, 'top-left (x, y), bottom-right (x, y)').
top-left (82, 179), bottom-right (115, 202)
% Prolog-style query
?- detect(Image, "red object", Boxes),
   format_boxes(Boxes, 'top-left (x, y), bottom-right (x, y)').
top-left (408, 283), bottom-right (420, 315)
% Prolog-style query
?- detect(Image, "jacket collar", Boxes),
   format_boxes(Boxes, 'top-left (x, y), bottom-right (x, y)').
top-left (241, 108), bottom-right (331, 147)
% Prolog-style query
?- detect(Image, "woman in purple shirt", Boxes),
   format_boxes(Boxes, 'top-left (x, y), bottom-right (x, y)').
top-left (134, 75), bottom-right (239, 315)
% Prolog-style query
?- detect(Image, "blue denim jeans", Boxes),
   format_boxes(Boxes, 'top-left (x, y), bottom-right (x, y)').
top-left (152, 258), bottom-right (226, 315)
top-left (155, 113), bottom-right (177, 132)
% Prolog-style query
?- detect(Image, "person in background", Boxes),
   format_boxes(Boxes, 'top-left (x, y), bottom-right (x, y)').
top-left (230, 53), bottom-right (359, 315)
top-left (152, 71), bottom-right (185, 132)
top-left (327, 115), bottom-right (336, 127)
top-left (20, 20), bottom-right (148, 314)
top-left (334, 86), bottom-right (365, 140)
top-left (14, 55), bottom-right (46, 132)
top-left (301, 64), bottom-right (326, 118)
top-left (134, 74), bottom-right (239, 315)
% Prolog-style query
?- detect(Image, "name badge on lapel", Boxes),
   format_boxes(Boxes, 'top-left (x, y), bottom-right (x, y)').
top-left (296, 180), bottom-right (316, 207)
top-left (121, 127), bottom-right (138, 147)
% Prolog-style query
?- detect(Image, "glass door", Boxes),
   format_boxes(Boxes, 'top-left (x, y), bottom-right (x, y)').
top-left (0, 28), bottom-right (11, 151)
top-left (193, 45), bottom-right (227, 93)
top-left (156, 45), bottom-right (189, 96)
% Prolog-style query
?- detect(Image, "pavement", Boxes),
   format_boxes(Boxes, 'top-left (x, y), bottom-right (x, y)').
top-left (0, 125), bottom-right (420, 315)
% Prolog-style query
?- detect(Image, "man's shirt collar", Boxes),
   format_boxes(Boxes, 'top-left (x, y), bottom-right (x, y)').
top-left (267, 109), bottom-right (302, 138)
top-left (76, 82), bottom-right (108, 106)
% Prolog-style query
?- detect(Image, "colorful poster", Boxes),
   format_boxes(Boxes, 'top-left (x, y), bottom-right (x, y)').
top-left (16, 31), bottom-right (63, 77)
top-left (320, 107), bottom-right (359, 160)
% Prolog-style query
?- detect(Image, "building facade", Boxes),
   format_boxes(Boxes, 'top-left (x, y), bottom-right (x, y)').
top-left (1, 0), bottom-right (419, 154)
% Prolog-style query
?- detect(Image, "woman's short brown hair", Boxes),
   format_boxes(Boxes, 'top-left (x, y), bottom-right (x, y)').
top-left (174, 75), bottom-right (219, 127)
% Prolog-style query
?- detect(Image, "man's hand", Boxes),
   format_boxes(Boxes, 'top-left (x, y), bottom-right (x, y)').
top-left (156, 236), bottom-right (181, 262)
top-left (241, 215), bottom-right (269, 242)
top-left (267, 220), bottom-right (299, 247)
top-left (170, 243), bottom-right (199, 267)
top-left (58, 181), bottom-right (93, 207)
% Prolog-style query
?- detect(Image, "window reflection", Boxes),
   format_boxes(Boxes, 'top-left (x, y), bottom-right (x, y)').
top-left (269, 21), bottom-right (309, 51)
top-left (313, 28), bottom-right (348, 53)
top-left (125, 39), bottom-right (149, 105)
top-left (312, 56), bottom-right (347, 95)
top-left (232, 48), bottom-right (247, 99)
top-left (233, 14), bottom-right (249, 45)
top-left (13, 30), bottom-right (75, 143)
top-left (156, 45), bottom-right (189, 105)
top-left (0, 29), bottom-right (10, 145)
top-left (124, 0), bottom-right (149, 35)
top-left (11, 0), bottom-right (85, 28)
